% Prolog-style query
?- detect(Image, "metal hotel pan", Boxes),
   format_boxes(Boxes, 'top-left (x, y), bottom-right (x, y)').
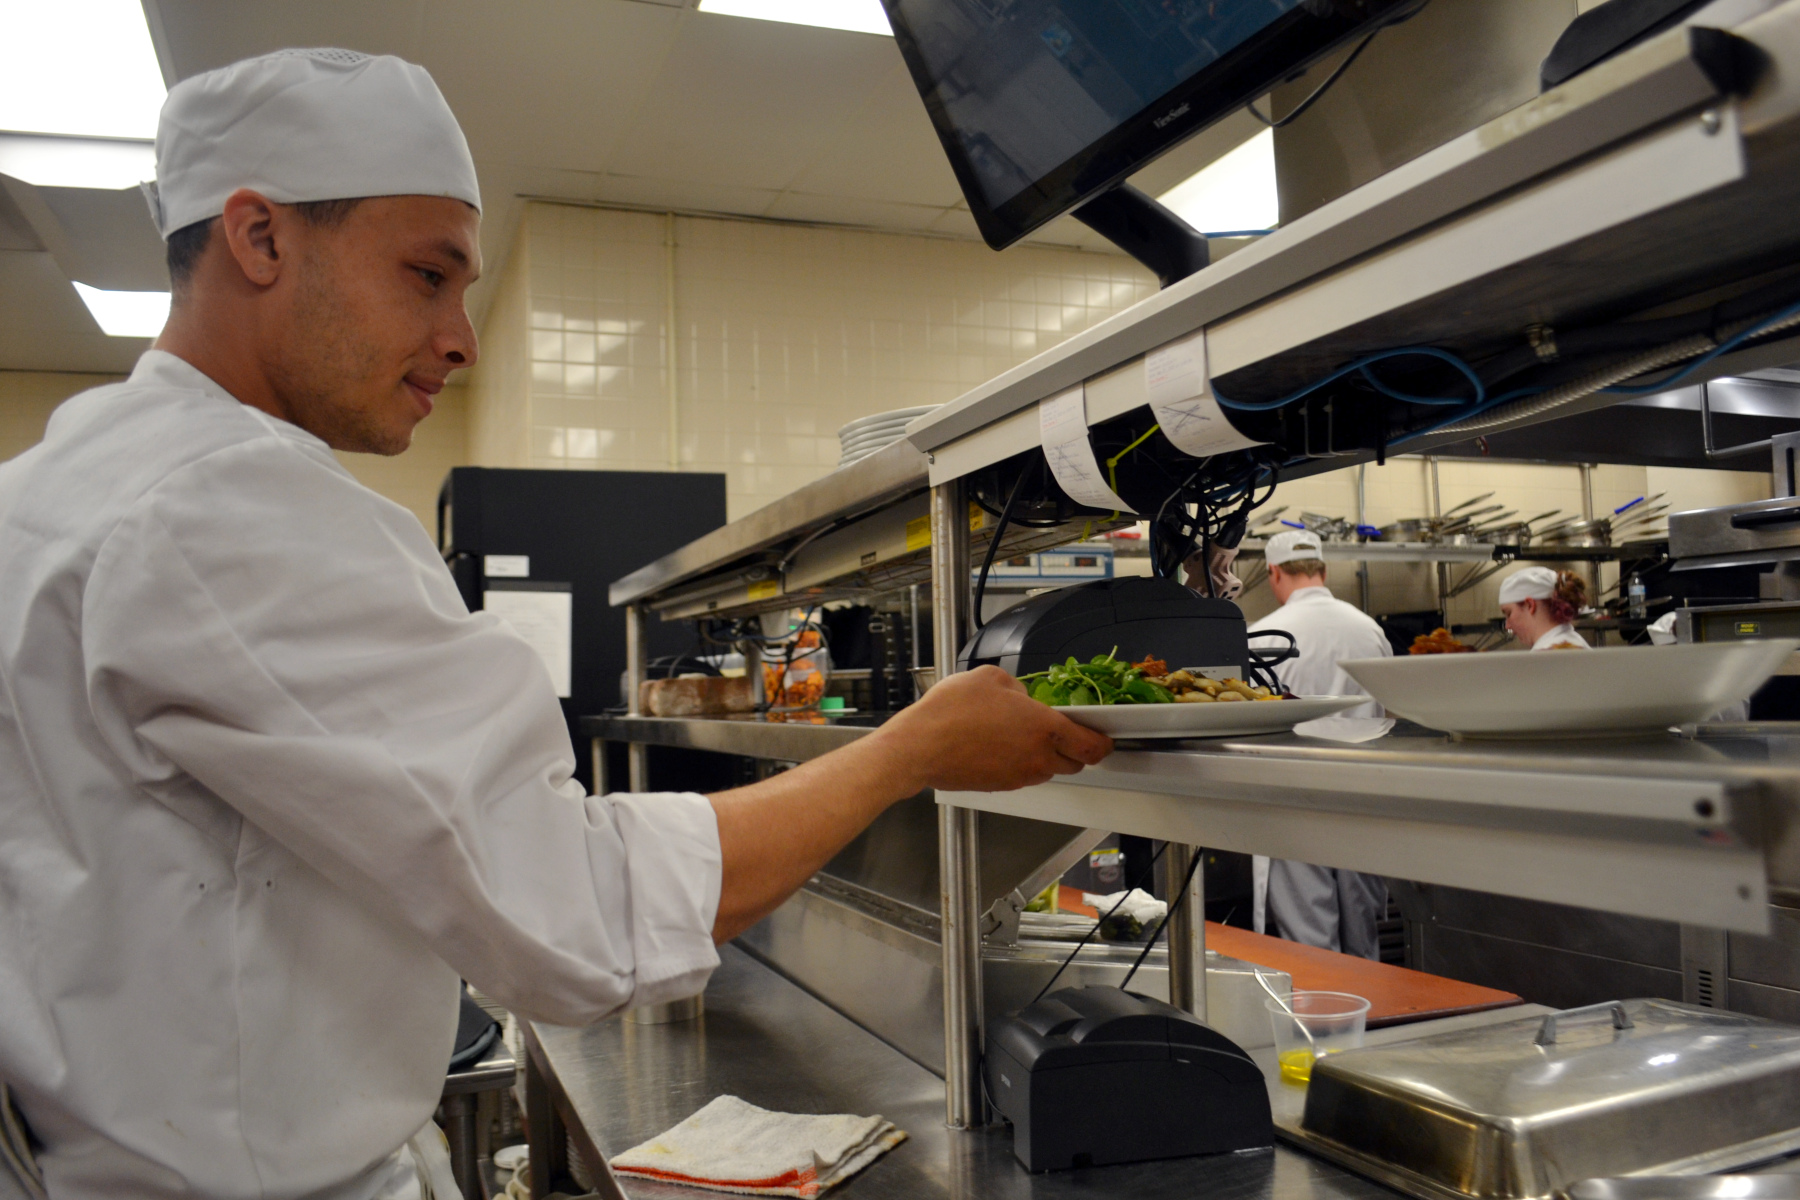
top-left (1293, 1000), bottom-right (1800, 1200)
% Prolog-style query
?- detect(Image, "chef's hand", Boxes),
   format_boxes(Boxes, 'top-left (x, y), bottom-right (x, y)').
top-left (866, 665), bottom-right (1114, 793)
top-left (706, 666), bottom-right (1112, 943)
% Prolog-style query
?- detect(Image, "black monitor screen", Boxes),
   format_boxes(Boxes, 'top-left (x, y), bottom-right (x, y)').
top-left (885, 0), bottom-right (1411, 248)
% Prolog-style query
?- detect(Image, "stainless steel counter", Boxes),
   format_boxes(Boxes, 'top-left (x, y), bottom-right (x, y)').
top-left (526, 943), bottom-right (1404, 1200)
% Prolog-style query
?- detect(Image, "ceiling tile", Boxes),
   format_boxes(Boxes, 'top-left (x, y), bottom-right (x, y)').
top-left (144, 0), bottom-right (428, 79)
top-left (604, 13), bottom-right (903, 191)
top-left (419, 0), bottom-right (686, 175)
top-left (0, 250), bottom-right (146, 373)
top-left (759, 191), bottom-right (950, 231)
top-left (778, 63), bottom-right (962, 207)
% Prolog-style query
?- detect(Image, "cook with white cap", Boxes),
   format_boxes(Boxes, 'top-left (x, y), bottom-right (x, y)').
top-left (1244, 530), bottom-right (1392, 959)
top-left (0, 50), bottom-right (1111, 1200)
top-left (1498, 566), bottom-right (1592, 650)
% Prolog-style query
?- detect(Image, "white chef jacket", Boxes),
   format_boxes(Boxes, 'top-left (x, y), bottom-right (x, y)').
top-left (1246, 585), bottom-right (1392, 936)
top-left (1531, 623), bottom-right (1591, 650)
top-left (0, 352), bottom-right (723, 1200)
top-left (1246, 585), bottom-right (1392, 715)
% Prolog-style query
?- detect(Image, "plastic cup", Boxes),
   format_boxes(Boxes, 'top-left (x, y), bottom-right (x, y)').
top-left (1266, 990), bottom-right (1370, 1083)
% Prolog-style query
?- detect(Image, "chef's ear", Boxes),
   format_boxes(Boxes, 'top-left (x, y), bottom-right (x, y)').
top-left (218, 188), bottom-right (286, 288)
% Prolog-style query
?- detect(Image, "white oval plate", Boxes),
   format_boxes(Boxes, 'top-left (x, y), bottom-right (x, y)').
top-left (1053, 695), bottom-right (1367, 738)
top-left (1341, 639), bottom-right (1800, 737)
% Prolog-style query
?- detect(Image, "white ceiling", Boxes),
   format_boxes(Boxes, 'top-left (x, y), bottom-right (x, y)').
top-left (0, 0), bottom-right (1260, 374)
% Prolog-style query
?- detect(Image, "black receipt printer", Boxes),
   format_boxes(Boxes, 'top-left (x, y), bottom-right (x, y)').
top-left (985, 985), bottom-right (1274, 1172)
top-left (958, 576), bottom-right (1252, 677)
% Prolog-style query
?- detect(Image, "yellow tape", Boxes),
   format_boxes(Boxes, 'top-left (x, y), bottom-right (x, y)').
top-left (905, 515), bottom-right (932, 552)
top-left (747, 580), bottom-right (780, 601)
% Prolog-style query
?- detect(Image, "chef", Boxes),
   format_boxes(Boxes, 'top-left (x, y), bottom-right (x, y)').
top-left (1245, 529), bottom-right (1391, 959)
top-left (0, 51), bottom-right (1112, 1200)
top-left (1498, 566), bottom-right (1592, 649)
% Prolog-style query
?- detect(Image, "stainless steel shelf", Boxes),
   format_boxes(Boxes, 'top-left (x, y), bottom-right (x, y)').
top-left (910, 7), bottom-right (1800, 487)
top-left (1242, 539), bottom-right (1503, 564)
top-left (608, 438), bottom-right (929, 610)
top-left (941, 724), bottom-right (1800, 934)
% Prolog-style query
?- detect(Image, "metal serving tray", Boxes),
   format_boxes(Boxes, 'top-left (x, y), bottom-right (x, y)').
top-left (1293, 999), bottom-right (1800, 1200)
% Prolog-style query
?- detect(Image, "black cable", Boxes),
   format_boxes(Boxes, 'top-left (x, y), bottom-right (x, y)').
top-left (1246, 1), bottom-right (1427, 129)
top-left (1119, 845), bottom-right (1206, 992)
top-left (1030, 842), bottom-right (1169, 1006)
top-left (973, 466), bottom-right (1030, 632)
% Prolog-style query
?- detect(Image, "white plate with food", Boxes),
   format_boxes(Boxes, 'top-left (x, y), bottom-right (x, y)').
top-left (1340, 638), bottom-right (1800, 737)
top-left (1055, 694), bottom-right (1369, 738)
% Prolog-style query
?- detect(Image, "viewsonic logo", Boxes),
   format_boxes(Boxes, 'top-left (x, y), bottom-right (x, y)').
top-left (1153, 101), bottom-right (1191, 129)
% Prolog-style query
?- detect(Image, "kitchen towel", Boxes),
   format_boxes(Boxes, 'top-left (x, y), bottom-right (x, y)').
top-left (610, 1095), bottom-right (906, 1197)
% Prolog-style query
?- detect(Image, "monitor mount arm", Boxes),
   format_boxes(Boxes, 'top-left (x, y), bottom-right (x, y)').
top-left (1071, 183), bottom-right (1210, 289)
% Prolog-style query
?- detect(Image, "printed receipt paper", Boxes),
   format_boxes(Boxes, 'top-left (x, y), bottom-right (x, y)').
top-left (1144, 329), bottom-right (1263, 457)
top-left (1039, 387), bottom-right (1135, 513)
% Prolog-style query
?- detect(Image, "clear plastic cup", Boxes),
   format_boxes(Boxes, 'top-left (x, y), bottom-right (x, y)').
top-left (1266, 990), bottom-right (1370, 1083)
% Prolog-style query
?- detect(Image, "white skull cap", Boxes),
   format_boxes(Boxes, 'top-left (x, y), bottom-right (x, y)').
top-left (1497, 566), bottom-right (1559, 605)
top-left (142, 48), bottom-right (480, 239)
top-left (1264, 529), bottom-right (1324, 566)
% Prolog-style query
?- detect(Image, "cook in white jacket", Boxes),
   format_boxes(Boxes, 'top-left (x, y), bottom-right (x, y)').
top-left (1245, 530), bottom-right (1391, 959)
top-left (1498, 566), bottom-right (1592, 650)
top-left (0, 51), bottom-right (1112, 1200)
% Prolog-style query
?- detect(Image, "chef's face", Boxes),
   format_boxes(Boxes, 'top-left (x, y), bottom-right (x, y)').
top-left (269, 195), bottom-right (481, 454)
top-left (1500, 598), bottom-right (1543, 642)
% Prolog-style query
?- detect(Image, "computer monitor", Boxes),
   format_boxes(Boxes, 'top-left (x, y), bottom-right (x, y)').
top-left (884, 0), bottom-right (1416, 249)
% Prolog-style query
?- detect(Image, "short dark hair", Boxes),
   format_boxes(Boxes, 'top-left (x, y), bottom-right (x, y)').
top-left (165, 197), bottom-right (364, 290)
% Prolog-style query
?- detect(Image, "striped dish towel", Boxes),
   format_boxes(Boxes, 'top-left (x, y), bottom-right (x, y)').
top-left (610, 1096), bottom-right (906, 1197)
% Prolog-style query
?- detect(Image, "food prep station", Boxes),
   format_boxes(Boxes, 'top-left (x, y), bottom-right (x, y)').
top-left (533, 10), bottom-right (1800, 1197)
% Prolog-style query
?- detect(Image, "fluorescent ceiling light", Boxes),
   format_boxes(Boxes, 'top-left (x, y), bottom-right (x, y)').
top-left (0, 0), bottom-right (167, 139)
top-left (697, 0), bottom-right (893, 36)
top-left (73, 282), bottom-right (169, 338)
top-left (1157, 129), bottom-right (1279, 235)
top-left (0, 133), bottom-right (156, 189)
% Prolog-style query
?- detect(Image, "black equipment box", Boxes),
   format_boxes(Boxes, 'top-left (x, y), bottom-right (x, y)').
top-left (959, 576), bottom-right (1250, 677)
top-left (986, 985), bottom-right (1274, 1172)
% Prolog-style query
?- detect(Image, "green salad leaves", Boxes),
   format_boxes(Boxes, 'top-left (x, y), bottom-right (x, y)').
top-left (1018, 650), bottom-right (1174, 707)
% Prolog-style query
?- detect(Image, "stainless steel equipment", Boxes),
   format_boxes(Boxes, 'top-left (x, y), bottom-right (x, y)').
top-left (1570, 1178), bottom-right (1800, 1200)
top-left (1295, 999), bottom-right (1800, 1200)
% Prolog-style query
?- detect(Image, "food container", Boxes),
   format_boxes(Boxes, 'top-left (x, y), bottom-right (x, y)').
top-left (1295, 1000), bottom-right (1800, 1200)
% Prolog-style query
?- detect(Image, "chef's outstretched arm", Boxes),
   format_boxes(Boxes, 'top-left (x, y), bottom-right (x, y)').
top-left (706, 665), bottom-right (1113, 942)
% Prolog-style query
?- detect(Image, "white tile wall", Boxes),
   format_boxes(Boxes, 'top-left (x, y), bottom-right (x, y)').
top-left (466, 202), bottom-right (1156, 518)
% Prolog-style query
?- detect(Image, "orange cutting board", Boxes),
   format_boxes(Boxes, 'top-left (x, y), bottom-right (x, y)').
top-left (1058, 887), bottom-right (1520, 1028)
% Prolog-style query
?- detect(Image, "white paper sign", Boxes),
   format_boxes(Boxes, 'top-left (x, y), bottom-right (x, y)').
top-left (485, 587), bottom-right (573, 697)
top-left (1144, 329), bottom-right (1262, 458)
top-left (484, 554), bottom-right (530, 578)
top-left (1039, 386), bottom-right (1135, 513)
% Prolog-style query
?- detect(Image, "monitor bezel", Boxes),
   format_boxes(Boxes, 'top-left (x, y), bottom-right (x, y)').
top-left (884, 0), bottom-right (1418, 250)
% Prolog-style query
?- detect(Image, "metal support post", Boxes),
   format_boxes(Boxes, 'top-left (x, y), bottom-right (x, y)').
top-left (1165, 844), bottom-right (1207, 1021)
top-left (1355, 463), bottom-right (1372, 613)
top-left (1427, 457), bottom-right (1448, 620)
top-left (625, 604), bottom-right (649, 792)
top-left (931, 480), bottom-right (984, 1129)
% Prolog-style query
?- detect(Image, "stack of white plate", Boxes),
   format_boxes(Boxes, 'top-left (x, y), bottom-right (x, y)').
top-left (838, 406), bottom-right (939, 467)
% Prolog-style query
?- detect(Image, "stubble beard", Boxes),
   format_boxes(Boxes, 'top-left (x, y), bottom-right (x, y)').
top-left (267, 247), bottom-right (412, 456)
